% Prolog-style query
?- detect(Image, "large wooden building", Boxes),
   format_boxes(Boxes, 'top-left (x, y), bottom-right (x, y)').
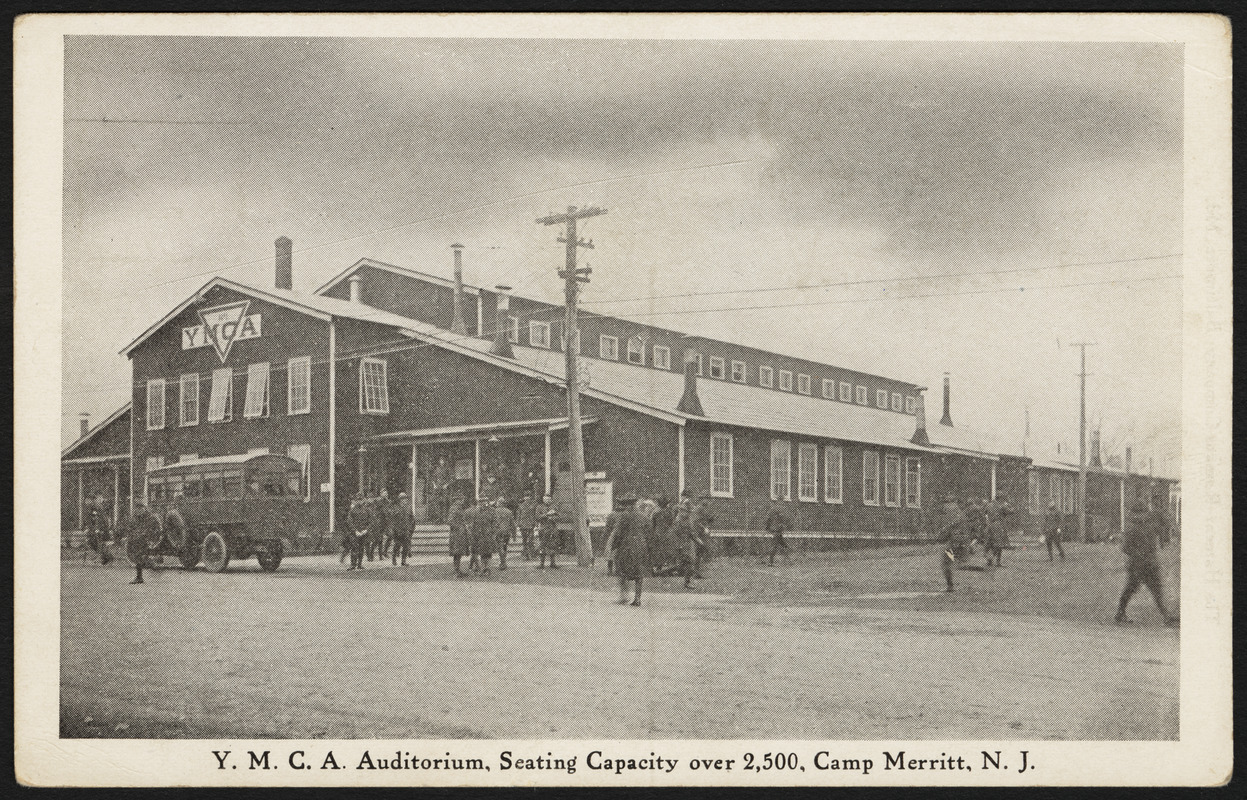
top-left (62, 237), bottom-right (1178, 552)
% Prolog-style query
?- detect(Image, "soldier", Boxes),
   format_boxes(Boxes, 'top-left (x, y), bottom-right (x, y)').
top-left (516, 490), bottom-right (538, 560)
top-left (610, 494), bottom-right (651, 606)
top-left (764, 502), bottom-right (792, 566)
top-left (939, 495), bottom-right (967, 592)
top-left (691, 492), bottom-right (714, 579)
top-left (471, 495), bottom-right (497, 576)
top-left (648, 495), bottom-right (677, 576)
top-left (86, 494), bottom-right (113, 565)
top-left (389, 492), bottom-right (414, 566)
top-left (345, 493), bottom-right (371, 570)
top-left (672, 490), bottom-right (698, 589)
top-left (447, 495), bottom-right (470, 578)
top-left (366, 490), bottom-right (390, 561)
top-left (1116, 498), bottom-right (1179, 626)
top-left (984, 495), bottom-right (1013, 567)
top-left (493, 495), bottom-right (515, 571)
top-left (536, 494), bottom-right (561, 570)
top-left (602, 496), bottom-right (632, 576)
top-left (1043, 501), bottom-right (1065, 561)
top-left (430, 456), bottom-right (451, 524)
top-left (125, 501), bottom-right (161, 585)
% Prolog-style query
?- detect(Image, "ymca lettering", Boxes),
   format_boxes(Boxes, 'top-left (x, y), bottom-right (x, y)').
top-left (182, 300), bottom-right (262, 362)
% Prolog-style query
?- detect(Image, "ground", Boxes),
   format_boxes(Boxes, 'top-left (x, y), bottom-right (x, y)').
top-left (59, 539), bottom-right (1179, 740)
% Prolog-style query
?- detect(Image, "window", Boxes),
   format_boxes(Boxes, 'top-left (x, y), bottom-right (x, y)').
top-left (287, 443), bottom-right (311, 501)
top-left (891, 393), bottom-right (903, 412)
top-left (243, 362), bottom-right (271, 419)
top-left (627, 336), bottom-right (644, 364)
top-left (905, 458), bottom-right (921, 508)
top-left (359, 358), bottom-right (389, 414)
top-left (876, 389), bottom-right (888, 408)
top-left (759, 366), bottom-right (774, 388)
top-left (559, 328), bottom-right (581, 354)
top-left (709, 357), bottom-right (726, 380)
top-left (770, 440), bottom-right (791, 501)
top-left (179, 373), bottom-right (199, 427)
top-left (287, 356), bottom-right (311, 415)
top-left (885, 455), bottom-right (901, 507)
top-left (1029, 472), bottom-right (1042, 514)
top-left (862, 451), bottom-right (880, 505)
top-left (145, 455), bottom-right (164, 474)
top-left (824, 445), bottom-right (843, 503)
top-left (798, 443), bottom-right (818, 502)
top-left (731, 361), bottom-right (747, 383)
top-left (687, 352), bottom-right (703, 375)
top-left (529, 321), bottom-right (551, 349)
top-left (779, 370), bottom-right (794, 391)
top-left (507, 316), bottom-right (519, 343)
top-left (1062, 475), bottom-right (1075, 514)
top-left (145, 378), bottom-right (166, 430)
top-left (822, 379), bottom-right (835, 398)
top-left (840, 382), bottom-right (852, 402)
top-left (856, 386), bottom-right (868, 405)
top-left (797, 374), bottom-right (811, 395)
top-left (178, 453), bottom-right (198, 463)
top-left (207, 368), bottom-right (233, 423)
top-left (710, 432), bottom-right (734, 497)
top-left (653, 346), bottom-right (671, 370)
top-left (600, 335), bottom-right (619, 360)
top-left (905, 396), bottom-right (916, 414)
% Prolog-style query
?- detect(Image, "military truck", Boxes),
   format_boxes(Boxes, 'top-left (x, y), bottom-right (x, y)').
top-left (132, 453), bottom-right (311, 572)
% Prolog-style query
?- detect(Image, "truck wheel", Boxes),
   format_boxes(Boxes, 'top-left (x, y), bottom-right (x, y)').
top-left (201, 531), bottom-right (230, 573)
top-left (256, 539), bottom-right (283, 572)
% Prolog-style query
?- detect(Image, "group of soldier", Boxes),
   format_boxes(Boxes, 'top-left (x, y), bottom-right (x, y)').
top-left (937, 494), bottom-right (1019, 591)
top-left (601, 489), bottom-right (714, 605)
top-left (445, 490), bottom-right (559, 576)
top-left (342, 489), bottom-right (415, 570)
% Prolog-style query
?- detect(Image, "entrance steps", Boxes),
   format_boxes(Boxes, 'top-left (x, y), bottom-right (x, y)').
top-left (409, 524), bottom-right (523, 556)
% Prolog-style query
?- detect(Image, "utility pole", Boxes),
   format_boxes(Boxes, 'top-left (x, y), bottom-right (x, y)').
top-left (537, 205), bottom-right (606, 567)
top-left (1071, 342), bottom-right (1096, 543)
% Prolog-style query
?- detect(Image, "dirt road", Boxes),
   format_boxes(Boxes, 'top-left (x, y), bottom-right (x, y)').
top-left (60, 543), bottom-right (1178, 740)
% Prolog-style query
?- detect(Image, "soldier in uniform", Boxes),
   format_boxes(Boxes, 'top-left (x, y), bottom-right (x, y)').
top-left (430, 456), bottom-right (451, 524)
top-left (1043, 501), bottom-right (1065, 561)
top-left (125, 501), bottom-right (161, 584)
top-left (602, 495), bottom-right (632, 576)
top-left (536, 494), bottom-right (561, 570)
top-left (87, 494), bottom-right (113, 565)
top-left (493, 495), bottom-right (515, 571)
top-left (648, 495), bottom-right (677, 575)
top-left (516, 490), bottom-right (538, 560)
top-left (470, 495), bottom-right (497, 576)
top-left (764, 502), bottom-right (792, 566)
top-left (1116, 498), bottom-right (1179, 626)
top-left (691, 492), bottom-right (714, 578)
top-left (672, 490), bottom-right (698, 589)
top-left (983, 496), bottom-right (1013, 567)
top-left (938, 495), bottom-right (967, 592)
top-left (610, 494), bottom-right (651, 606)
top-left (389, 491), bottom-right (414, 566)
top-left (345, 493), bottom-right (371, 570)
top-left (365, 490), bottom-right (390, 561)
top-left (447, 495), bottom-right (470, 578)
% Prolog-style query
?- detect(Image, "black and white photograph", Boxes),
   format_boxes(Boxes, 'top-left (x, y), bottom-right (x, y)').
top-left (14, 12), bottom-right (1231, 787)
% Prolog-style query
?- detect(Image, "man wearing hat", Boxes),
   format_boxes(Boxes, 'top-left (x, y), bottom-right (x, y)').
top-left (536, 494), bottom-right (561, 570)
top-left (388, 491), bottom-right (415, 566)
top-left (125, 501), bottom-right (161, 585)
top-left (516, 490), bottom-right (538, 560)
top-left (602, 494), bottom-right (635, 576)
top-left (1043, 501), bottom-right (1065, 562)
top-left (610, 494), bottom-right (652, 606)
top-left (938, 495), bottom-right (967, 592)
top-left (447, 495), bottom-right (470, 577)
top-left (345, 493), bottom-right (371, 570)
top-left (1116, 497), bottom-right (1178, 626)
top-left (492, 495), bottom-right (515, 571)
top-left (764, 501), bottom-right (793, 567)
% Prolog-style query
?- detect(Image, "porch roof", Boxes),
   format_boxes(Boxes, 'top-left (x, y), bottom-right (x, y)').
top-left (364, 416), bottom-right (598, 445)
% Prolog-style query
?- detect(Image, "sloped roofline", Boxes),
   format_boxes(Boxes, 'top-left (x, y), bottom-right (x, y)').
top-left (314, 257), bottom-right (482, 297)
top-left (61, 401), bottom-right (132, 459)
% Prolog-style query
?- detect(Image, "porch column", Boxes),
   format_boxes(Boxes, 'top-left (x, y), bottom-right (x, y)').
top-left (543, 428), bottom-right (552, 496)
top-left (112, 464), bottom-right (121, 529)
top-left (473, 438), bottom-right (481, 499)
top-left (416, 438), bottom-right (426, 513)
top-left (1119, 477), bottom-right (1125, 534)
top-left (990, 461), bottom-right (997, 500)
top-left (677, 425), bottom-right (686, 495)
top-left (77, 470), bottom-right (85, 530)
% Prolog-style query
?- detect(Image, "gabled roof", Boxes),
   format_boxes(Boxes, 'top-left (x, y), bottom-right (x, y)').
top-left (61, 402), bottom-right (131, 459)
top-left (314, 257), bottom-right (482, 297)
top-left (120, 277), bottom-right (426, 357)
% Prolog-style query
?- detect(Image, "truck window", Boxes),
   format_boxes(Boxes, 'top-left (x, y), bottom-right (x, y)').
top-left (167, 476), bottom-right (184, 500)
top-left (148, 476), bottom-right (165, 503)
top-left (182, 474), bottom-right (202, 499)
top-left (287, 470), bottom-right (302, 496)
top-left (222, 470), bottom-right (242, 498)
top-left (202, 471), bottom-right (224, 498)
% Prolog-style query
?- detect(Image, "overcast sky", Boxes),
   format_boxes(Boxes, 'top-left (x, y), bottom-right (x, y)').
top-left (61, 35), bottom-right (1184, 475)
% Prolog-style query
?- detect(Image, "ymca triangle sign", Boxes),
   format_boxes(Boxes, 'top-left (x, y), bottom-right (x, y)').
top-left (182, 300), bottom-right (263, 363)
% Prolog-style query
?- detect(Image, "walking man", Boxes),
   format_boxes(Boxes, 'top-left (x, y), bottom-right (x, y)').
top-left (939, 495), bottom-right (967, 592)
top-left (691, 492), bottom-right (714, 578)
top-left (537, 494), bottom-right (560, 570)
top-left (389, 491), bottom-right (414, 566)
top-left (1043, 501), bottom-right (1065, 561)
top-left (493, 495), bottom-right (515, 571)
top-left (346, 493), bottom-right (370, 570)
top-left (471, 496), bottom-right (497, 576)
top-left (1116, 498), bottom-right (1179, 626)
top-left (764, 502), bottom-right (792, 566)
top-left (673, 490), bottom-right (698, 589)
top-left (125, 501), bottom-right (161, 585)
top-left (610, 494), bottom-right (651, 606)
top-left (87, 495), bottom-right (113, 565)
top-left (984, 495), bottom-right (1012, 567)
top-left (447, 495), bottom-right (470, 578)
top-left (517, 490), bottom-right (538, 560)
top-left (602, 496), bottom-right (631, 576)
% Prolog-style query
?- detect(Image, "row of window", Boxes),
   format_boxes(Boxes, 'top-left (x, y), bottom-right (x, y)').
top-left (505, 318), bottom-right (915, 413)
top-left (709, 432), bottom-right (921, 508)
top-left (144, 444), bottom-right (312, 501)
top-left (145, 358), bottom-right (391, 430)
top-left (1028, 472), bottom-right (1076, 514)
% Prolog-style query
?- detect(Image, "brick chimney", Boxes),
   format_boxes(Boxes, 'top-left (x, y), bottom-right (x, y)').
top-left (909, 388), bottom-right (930, 446)
top-left (939, 373), bottom-right (954, 427)
top-left (1090, 429), bottom-right (1102, 468)
top-left (1125, 446), bottom-right (1132, 475)
top-left (489, 285), bottom-right (515, 359)
top-left (348, 274), bottom-right (362, 304)
top-left (275, 236), bottom-right (293, 290)
top-left (450, 244), bottom-right (467, 335)
top-left (79, 412), bottom-right (90, 439)
top-left (676, 351), bottom-right (705, 416)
